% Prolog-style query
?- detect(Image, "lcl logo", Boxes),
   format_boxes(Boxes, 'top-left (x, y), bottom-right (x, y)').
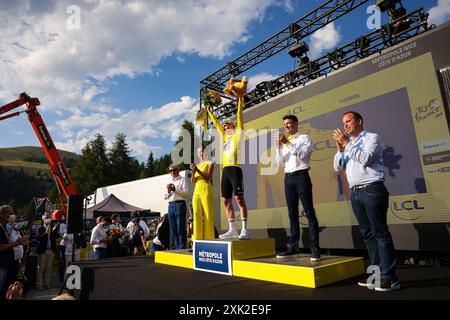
top-left (391, 200), bottom-right (425, 221)
top-left (392, 200), bottom-right (425, 211)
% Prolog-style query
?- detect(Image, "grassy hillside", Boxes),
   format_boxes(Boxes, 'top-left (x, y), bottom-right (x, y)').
top-left (0, 146), bottom-right (79, 176)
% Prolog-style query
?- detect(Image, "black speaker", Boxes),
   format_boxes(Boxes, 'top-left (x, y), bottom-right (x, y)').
top-left (67, 194), bottom-right (84, 233)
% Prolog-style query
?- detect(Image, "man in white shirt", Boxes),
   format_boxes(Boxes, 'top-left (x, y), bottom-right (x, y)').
top-left (8, 220), bottom-right (24, 279)
top-left (90, 216), bottom-right (110, 260)
top-left (163, 164), bottom-right (189, 249)
top-left (275, 115), bottom-right (321, 261)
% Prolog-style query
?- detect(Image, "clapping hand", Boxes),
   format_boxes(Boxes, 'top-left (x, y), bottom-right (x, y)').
top-left (166, 183), bottom-right (175, 192)
top-left (333, 128), bottom-right (349, 151)
top-left (275, 132), bottom-right (287, 148)
top-left (6, 282), bottom-right (23, 300)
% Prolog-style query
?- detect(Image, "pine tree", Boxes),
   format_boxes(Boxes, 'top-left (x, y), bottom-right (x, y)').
top-left (72, 134), bottom-right (112, 196)
top-left (108, 133), bottom-right (140, 184)
top-left (145, 151), bottom-right (156, 177)
top-left (174, 120), bottom-right (196, 170)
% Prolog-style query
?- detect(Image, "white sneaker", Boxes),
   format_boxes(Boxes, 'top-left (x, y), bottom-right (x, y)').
top-left (219, 229), bottom-right (239, 239)
top-left (238, 229), bottom-right (251, 240)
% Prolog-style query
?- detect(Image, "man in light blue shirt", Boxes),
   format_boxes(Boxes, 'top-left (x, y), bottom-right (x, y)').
top-left (333, 111), bottom-right (399, 292)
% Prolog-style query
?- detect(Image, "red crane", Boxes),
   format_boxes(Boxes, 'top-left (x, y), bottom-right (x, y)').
top-left (0, 92), bottom-right (77, 219)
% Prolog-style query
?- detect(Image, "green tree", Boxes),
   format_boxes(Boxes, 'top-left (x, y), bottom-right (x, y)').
top-left (72, 134), bottom-right (112, 196)
top-left (108, 133), bottom-right (140, 184)
top-left (155, 154), bottom-right (172, 175)
top-left (145, 151), bottom-right (156, 177)
top-left (72, 144), bottom-right (96, 196)
top-left (173, 120), bottom-right (196, 170)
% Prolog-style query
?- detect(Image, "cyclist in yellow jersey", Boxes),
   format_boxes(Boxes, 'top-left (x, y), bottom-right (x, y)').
top-left (207, 77), bottom-right (250, 240)
top-left (190, 146), bottom-right (215, 241)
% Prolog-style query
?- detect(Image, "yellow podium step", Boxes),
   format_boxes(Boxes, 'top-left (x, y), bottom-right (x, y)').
top-left (233, 255), bottom-right (365, 288)
top-left (155, 238), bottom-right (275, 269)
top-left (155, 249), bottom-right (193, 269)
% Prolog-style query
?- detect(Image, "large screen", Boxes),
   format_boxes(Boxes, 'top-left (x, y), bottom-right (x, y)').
top-left (218, 48), bottom-right (450, 250)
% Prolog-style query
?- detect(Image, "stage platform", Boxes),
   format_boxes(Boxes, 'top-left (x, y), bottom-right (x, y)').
top-left (233, 255), bottom-right (364, 288)
top-left (155, 238), bottom-right (364, 288)
top-left (73, 256), bottom-right (450, 300)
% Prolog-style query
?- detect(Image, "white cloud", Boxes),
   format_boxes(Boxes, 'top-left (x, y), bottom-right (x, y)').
top-left (308, 22), bottom-right (342, 58)
top-left (248, 72), bottom-right (279, 90)
top-left (54, 96), bottom-right (198, 156)
top-left (0, 0), bottom-right (293, 160)
top-left (429, 0), bottom-right (450, 26)
top-left (0, 0), bottom-right (278, 107)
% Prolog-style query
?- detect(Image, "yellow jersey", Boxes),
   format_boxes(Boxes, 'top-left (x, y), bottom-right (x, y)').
top-left (208, 97), bottom-right (244, 168)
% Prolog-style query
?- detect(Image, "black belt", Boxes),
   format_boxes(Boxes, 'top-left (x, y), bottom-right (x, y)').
top-left (170, 200), bottom-right (185, 204)
top-left (350, 181), bottom-right (383, 191)
top-left (285, 169), bottom-right (309, 176)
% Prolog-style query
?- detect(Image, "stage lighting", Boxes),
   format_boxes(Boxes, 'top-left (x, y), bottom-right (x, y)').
top-left (289, 22), bottom-right (302, 40)
top-left (227, 61), bottom-right (241, 76)
top-left (327, 49), bottom-right (344, 70)
top-left (356, 35), bottom-right (371, 57)
top-left (375, 0), bottom-right (401, 13)
top-left (288, 41), bottom-right (309, 59)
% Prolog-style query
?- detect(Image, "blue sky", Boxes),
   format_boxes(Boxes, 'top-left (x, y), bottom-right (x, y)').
top-left (0, 0), bottom-right (448, 162)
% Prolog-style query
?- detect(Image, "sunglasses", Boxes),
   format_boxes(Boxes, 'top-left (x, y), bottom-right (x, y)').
top-left (169, 169), bottom-right (178, 172)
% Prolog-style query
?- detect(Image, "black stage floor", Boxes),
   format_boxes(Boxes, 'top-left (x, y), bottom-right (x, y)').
top-left (74, 256), bottom-right (450, 300)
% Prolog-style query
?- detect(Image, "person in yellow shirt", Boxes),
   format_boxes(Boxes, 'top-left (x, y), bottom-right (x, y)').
top-left (206, 77), bottom-right (250, 240)
top-left (190, 146), bottom-right (215, 241)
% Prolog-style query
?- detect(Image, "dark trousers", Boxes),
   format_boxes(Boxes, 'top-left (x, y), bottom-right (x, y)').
top-left (284, 171), bottom-right (320, 253)
top-left (94, 247), bottom-right (107, 260)
top-left (168, 201), bottom-right (187, 250)
top-left (58, 245), bottom-right (66, 282)
top-left (350, 182), bottom-right (396, 279)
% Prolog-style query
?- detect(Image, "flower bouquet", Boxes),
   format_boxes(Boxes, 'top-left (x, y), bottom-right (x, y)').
top-left (107, 226), bottom-right (126, 239)
top-left (197, 90), bottom-right (222, 132)
top-left (201, 90), bottom-right (222, 108)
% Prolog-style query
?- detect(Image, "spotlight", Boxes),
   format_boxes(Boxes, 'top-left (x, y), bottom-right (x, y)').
top-left (288, 41), bottom-right (309, 59)
top-left (327, 49), bottom-right (344, 70)
top-left (227, 61), bottom-right (241, 76)
top-left (289, 23), bottom-right (302, 40)
top-left (355, 35), bottom-right (371, 57)
top-left (375, 0), bottom-right (401, 13)
top-left (300, 56), bottom-right (310, 65)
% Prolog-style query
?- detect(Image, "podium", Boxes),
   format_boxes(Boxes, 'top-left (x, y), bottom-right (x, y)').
top-left (155, 238), bottom-right (364, 288)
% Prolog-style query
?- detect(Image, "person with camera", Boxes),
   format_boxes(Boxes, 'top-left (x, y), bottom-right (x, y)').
top-left (0, 205), bottom-right (29, 300)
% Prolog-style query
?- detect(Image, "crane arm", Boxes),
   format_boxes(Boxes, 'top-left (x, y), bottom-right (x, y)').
top-left (0, 92), bottom-right (77, 216)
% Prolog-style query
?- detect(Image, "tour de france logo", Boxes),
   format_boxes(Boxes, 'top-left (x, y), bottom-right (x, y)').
top-left (414, 99), bottom-right (443, 122)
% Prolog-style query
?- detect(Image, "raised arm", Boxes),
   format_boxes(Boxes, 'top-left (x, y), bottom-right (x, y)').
top-left (207, 105), bottom-right (224, 138)
top-left (236, 96), bottom-right (244, 130)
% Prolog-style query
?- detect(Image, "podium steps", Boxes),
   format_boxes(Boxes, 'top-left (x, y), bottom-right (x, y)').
top-left (155, 238), bottom-right (364, 288)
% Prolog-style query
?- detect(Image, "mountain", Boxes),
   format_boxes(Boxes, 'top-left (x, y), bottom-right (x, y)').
top-left (0, 146), bottom-right (79, 216)
top-left (0, 146), bottom-right (79, 176)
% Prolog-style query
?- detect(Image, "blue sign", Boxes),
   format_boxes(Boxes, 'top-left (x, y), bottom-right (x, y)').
top-left (193, 240), bottom-right (232, 276)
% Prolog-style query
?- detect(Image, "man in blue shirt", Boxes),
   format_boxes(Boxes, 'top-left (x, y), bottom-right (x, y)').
top-left (333, 111), bottom-right (399, 292)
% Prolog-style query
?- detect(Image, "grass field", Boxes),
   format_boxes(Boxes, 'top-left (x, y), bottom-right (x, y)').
top-left (0, 146), bottom-right (78, 176)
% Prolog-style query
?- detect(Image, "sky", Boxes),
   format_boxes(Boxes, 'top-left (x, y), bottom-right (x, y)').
top-left (0, 0), bottom-right (448, 162)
